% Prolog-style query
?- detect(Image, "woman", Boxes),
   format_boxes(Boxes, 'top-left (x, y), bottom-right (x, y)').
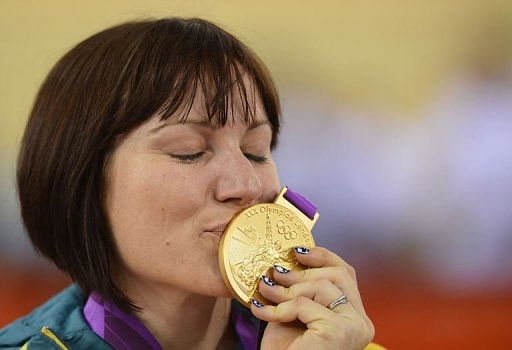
top-left (0, 18), bottom-right (379, 349)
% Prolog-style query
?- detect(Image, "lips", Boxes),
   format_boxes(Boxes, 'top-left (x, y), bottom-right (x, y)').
top-left (204, 223), bottom-right (228, 237)
top-left (204, 208), bottom-right (251, 237)
top-left (207, 224), bottom-right (228, 232)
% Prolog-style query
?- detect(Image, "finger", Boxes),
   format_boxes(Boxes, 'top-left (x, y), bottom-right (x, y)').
top-left (258, 276), bottom-right (344, 309)
top-left (272, 266), bottom-right (353, 288)
top-left (294, 246), bottom-right (357, 281)
top-left (271, 266), bottom-right (366, 320)
top-left (250, 295), bottom-right (360, 327)
top-left (272, 266), bottom-right (359, 301)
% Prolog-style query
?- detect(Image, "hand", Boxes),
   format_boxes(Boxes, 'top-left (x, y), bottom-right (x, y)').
top-left (250, 247), bottom-right (375, 350)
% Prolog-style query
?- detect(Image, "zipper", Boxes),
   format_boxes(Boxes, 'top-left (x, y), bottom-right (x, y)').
top-left (40, 326), bottom-right (70, 350)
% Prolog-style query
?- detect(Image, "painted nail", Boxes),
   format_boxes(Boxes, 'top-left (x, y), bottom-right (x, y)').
top-left (261, 275), bottom-right (276, 286)
top-left (250, 298), bottom-right (264, 308)
top-left (273, 265), bottom-right (290, 274)
top-left (294, 246), bottom-right (310, 254)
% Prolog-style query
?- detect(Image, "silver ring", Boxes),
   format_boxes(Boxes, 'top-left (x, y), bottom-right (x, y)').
top-left (327, 295), bottom-right (349, 310)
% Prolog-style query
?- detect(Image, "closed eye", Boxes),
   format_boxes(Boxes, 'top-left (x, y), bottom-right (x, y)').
top-left (170, 152), bottom-right (269, 164)
top-left (170, 152), bottom-right (205, 163)
top-left (244, 153), bottom-right (269, 163)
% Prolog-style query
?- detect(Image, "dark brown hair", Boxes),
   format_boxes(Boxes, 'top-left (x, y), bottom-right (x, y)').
top-left (17, 17), bottom-right (280, 311)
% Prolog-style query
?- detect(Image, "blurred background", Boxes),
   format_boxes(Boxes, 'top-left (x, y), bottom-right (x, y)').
top-left (1, 1), bottom-right (512, 348)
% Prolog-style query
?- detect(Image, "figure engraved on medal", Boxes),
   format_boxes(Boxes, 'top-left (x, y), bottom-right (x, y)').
top-left (231, 212), bottom-right (297, 294)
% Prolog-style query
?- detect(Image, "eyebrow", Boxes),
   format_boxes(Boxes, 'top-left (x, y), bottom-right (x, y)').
top-left (149, 118), bottom-right (271, 134)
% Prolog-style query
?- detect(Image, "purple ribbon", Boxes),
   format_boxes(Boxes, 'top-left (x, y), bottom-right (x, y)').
top-left (283, 187), bottom-right (318, 219)
top-left (84, 292), bottom-right (162, 350)
top-left (83, 292), bottom-right (259, 349)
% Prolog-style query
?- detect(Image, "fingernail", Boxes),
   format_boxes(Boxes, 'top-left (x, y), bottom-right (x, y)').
top-left (261, 275), bottom-right (276, 286)
top-left (294, 246), bottom-right (310, 254)
top-left (273, 265), bottom-right (290, 274)
top-left (250, 298), bottom-right (264, 307)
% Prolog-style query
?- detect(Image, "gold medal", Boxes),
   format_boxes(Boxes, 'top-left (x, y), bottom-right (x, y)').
top-left (219, 187), bottom-right (319, 307)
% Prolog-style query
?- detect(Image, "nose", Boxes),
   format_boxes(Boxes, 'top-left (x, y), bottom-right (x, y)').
top-left (214, 151), bottom-right (263, 207)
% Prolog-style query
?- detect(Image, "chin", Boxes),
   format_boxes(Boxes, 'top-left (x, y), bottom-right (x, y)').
top-left (207, 281), bottom-right (232, 298)
top-left (189, 270), bottom-right (231, 298)
top-left (218, 287), bottom-right (233, 299)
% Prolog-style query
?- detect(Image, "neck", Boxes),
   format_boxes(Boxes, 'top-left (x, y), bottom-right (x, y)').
top-left (119, 278), bottom-right (233, 350)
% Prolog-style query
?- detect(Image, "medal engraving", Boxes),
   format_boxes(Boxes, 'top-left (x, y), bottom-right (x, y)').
top-left (276, 220), bottom-right (298, 240)
top-left (219, 202), bottom-right (316, 307)
top-left (238, 225), bottom-right (257, 241)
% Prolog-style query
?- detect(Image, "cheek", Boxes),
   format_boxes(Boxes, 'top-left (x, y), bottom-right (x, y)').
top-left (105, 157), bottom-right (203, 258)
top-left (259, 163), bottom-right (280, 194)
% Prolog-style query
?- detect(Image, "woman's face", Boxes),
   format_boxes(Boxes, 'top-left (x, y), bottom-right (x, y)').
top-left (105, 91), bottom-right (280, 298)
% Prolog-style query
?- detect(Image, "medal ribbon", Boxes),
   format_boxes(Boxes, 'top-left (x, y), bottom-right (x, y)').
top-left (84, 292), bottom-right (259, 349)
top-left (283, 187), bottom-right (318, 219)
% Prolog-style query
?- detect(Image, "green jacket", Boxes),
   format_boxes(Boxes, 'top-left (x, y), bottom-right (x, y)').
top-left (0, 285), bottom-right (111, 349)
top-left (1, 285), bottom-right (384, 350)
top-left (0, 285), bottom-right (261, 350)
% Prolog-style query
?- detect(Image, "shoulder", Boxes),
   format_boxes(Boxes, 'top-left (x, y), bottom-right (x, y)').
top-left (0, 284), bottom-right (110, 349)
